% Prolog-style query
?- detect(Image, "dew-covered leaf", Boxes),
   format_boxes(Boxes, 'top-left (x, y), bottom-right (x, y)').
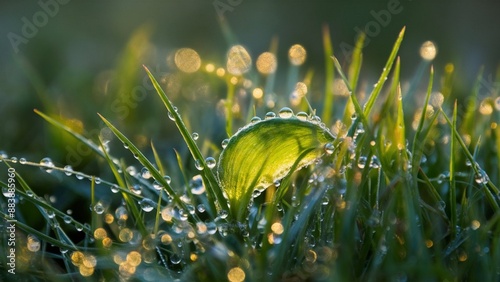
top-left (217, 115), bottom-right (335, 221)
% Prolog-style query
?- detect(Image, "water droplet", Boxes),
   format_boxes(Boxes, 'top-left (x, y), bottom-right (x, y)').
top-left (19, 158), bottom-right (27, 164)
top-left (110, 184), bottom-right (120, 193)
top-left (357, 156), bottom-right (367, 169)
top-left (218, 210), bottom-right (229, 219)
top-left (465, 159), bottom-right (472, 167)
top-left (94, 202), bottom-right (105, 214)
top-left (197, 204), bottom-right (206, 213)
top-left (475, 170), bottom-right (488, 184)
top-left (205, 157), bottom-right (216, 169)
top-left (10, 157), bottom-right (18, 163)
top-left (265, 112), bottom-right (276, 119)
top-left (250, 116), bottom-right (261, 123)
top-left (278, 107), bottom-right (294, 118)
top-left (169, 253), bottom-right (182, 264)
top-left (2, 187), bottom-right (13, 198)
top-left (76, 174), bottom-right (84, 180)
top-left (27, 234), bottom-right (41, 252)
top-left (164, 175), bottom-right (172, 184)
top-left (131, 184), bottom-right (142, 195)
top-left (141, 167), bottom-right (151, 179)
top-left (192, 132), bottom-right (199, 140)
top-left (153, 181), bottom-right (163, 191)
top-left (324, 143), bottom-right (334, 155)
top-left (195, 159), bottom-right (204, 171)
top-left (168, 107), bottom-right (178, 121)
top-left (63, 215), bottom-right (73, 224)
top-left (351, 113), bottom-right (357, 120)
top-left (296, 111), bottom-right (308, 121)
top-left (221, 139), bottom-right (229, 149)
top-left (123, 143), bottom-right (129, 149)
top-left (190, 175), bottom-right (205, 195)
top-left (63, 165), bottom-right (73, 176)
top-left (0, 151), bottom-right (8, 160)
top-left (126, 166), bottom-right (137, 176)
top-left (46, 209), bottom-right (55, 218)
top-left (26, 191), bottom-right (34, 197)
top-left (39, 157), bottom-right (55, 173)
top-left (94, 177), bottom-right (102, 184)
top-left (139, 198), bottom-right (156, 212)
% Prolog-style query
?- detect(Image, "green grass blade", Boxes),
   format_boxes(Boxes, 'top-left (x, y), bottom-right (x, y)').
top-left (363, 27), bottom-right (405, 117)
top-left (439, 108), bottom-right (500, 210)
top-left (411, 66), bottom-right (434, 174)
top-left (143, 66), bottom-right (229, 214)
top-left (34, 109), bottom-right (106, 159)
top-left (449, 101), bottom-right (458, 238)
top-left (321, 24), bottom-right (334, 125)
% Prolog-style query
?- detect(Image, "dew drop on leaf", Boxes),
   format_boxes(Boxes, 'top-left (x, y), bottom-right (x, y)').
top-left (296, 111), bottom-right (308, 121)
top-left (205, 157), bottom-right (216, 169)
top-left (192, 132), bottom-right (199, 141)
top-left (324, 143), bottom-right (334, 155)
top-left (139, 198), bottom-right (156, 212)
top-left (265, 112), bottom-right (276, 119)
top-left (250, 116), bottom-right (261, 123)
top-left (39, 157), bottom-right (55, 173)
top-left (94, 202), bottom-right (105, 214)
top-left (190, 175), bottom-right (205, 195)
top-left (221, 139), bottom-right (230, 149)
top-left (110, 184), bottom-right (120, 193)
top-left (64, 165), bottom-right (73, 176)
top-left (195, 159), bottom-right (204, 171)
top-left (278, 107), bottom-right (294, 118)
top-left (19, 158), bottom-right (27, 164)
top-left (141, 167), bottom-right (151, 179)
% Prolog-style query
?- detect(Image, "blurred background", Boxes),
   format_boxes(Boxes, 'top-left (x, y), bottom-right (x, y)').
top-left (1, 0), bottom-right (499, 182)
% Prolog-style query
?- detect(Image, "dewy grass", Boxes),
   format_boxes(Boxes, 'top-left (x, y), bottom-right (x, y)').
top-left (2, 27), bottom-right (500, 281)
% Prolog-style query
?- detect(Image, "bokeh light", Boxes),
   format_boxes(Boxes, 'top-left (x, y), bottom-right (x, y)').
top-left (420, 41), bottom-right (437, 61)
top-left (226, 45), bottom-right (252, 75)
top-left (289, 44), bottom-right (307, 65)
top-left (174, 48), bottom-right (201, 73)
top-left (227, 267), bottom-right (246, 282)
top-left (256, 52), bottom-right (277, 74)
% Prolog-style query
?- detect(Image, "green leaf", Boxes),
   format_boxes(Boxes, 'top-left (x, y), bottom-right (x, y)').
top-left (217, 115), bottom-right (335, 221)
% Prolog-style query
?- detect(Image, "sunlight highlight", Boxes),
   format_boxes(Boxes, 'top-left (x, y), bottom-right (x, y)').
top-left (256, 52), bottom-right (277, 74)
top-left (227, 45), bottom-right (252, 75)
top-left (420, 41), bottom-right (437, 61)
top-left (174, 48), bottom-right (201, 73)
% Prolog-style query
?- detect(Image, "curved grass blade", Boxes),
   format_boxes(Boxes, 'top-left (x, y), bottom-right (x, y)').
top-left (217, 116), bottom-right (335, 221)
top-left (34, 109), bottom-right (106, 159)
top-left (143, 66), bottom-right (229, 214)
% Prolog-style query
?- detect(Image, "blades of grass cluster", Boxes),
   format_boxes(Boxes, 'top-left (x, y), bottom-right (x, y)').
top-left (98, 114), bottom-right (202, 223)
top-left (440, 108), bottom-right (500, 210)
top-left (143, 66), bottom-right (229, 214)
top-left (449, 101), bottom-right (458, 239)
top-left (34, 109), bottom-right (106, 159)
top-left (97, 137), bottom-right (148, 236)
top-left (411, 66), bottom-right (434, 174)
top-left (321, 24), bottom-right (334, 125)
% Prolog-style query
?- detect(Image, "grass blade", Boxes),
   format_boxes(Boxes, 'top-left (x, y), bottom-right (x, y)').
top-left (143, 66), bottom-right (229, 214)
